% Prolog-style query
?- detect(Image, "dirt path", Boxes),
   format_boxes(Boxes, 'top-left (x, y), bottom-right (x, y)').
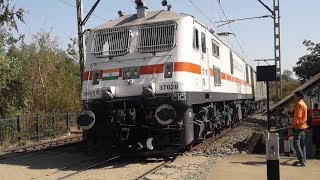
top-left (206, 154), bottom-right (320, 180)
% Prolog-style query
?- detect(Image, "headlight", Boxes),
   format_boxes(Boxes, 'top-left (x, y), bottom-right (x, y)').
top-left (92, 70), bottom-right (101, 85)
top-left (125, 70), bottom-right (132, 78)
top-left (164, 62), bottom-right (173, 78)
top-left (123, 67), bottom-right (140, 79)
top-left (132, 68), bottom-right (140, 77)
top-left (155, 104), bottom-right (176, 125)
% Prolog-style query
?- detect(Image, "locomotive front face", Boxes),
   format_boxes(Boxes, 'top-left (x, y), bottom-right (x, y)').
top-left (78, 12), bottom-right (196, 154)
top-left (82, 20), bottom-right (180, 101)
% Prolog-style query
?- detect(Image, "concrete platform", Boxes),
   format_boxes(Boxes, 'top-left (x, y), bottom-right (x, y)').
top-left (206, 154), bottom-right (320, 180)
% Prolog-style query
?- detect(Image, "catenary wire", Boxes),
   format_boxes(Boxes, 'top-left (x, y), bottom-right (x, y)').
top-left (186, 0), bottom-right (239, 54)
top-left (215, 0), bottom-right (254, 65)
top-left (57, 0), bottom-right (108, 21)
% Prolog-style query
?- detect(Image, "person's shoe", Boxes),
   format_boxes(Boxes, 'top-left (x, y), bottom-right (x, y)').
top-left (292, 161), bottom-right (306, 167)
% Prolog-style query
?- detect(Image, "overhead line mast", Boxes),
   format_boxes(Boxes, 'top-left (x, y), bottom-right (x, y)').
top-left (76, 0), bottom-right (101, 87)
top-left (258, 0), bottom-right (282, 100)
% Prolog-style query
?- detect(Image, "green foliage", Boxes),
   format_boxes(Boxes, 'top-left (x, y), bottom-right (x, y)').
top-left (9, 31), bottom-right (81, 114)
top-left (0, 1), bottom-right (81, 148)
top-left (269, 70), bottom-right (300, 102)
top-left (0, 48), bottom-right (28, 117)
top-left (281, 77), bottom-right (299, 98)
top-left (0, 31), bottom-right (81, 118)
top-left (293, 40), bottom-right (320, 82)
top-left (0, 0), bottom-right (25, 31)
top-left (0, 0), bottom-right (80, 118)
top-left (282, 70), bottom-right (294, 81)
top-left (0, 0), bottom-right (26, 48)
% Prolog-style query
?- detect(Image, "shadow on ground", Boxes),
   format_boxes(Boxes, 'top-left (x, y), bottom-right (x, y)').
top-left (230, 159), bottom-right (295, 167)
top-left (0, 142), bottom-right (165, 172)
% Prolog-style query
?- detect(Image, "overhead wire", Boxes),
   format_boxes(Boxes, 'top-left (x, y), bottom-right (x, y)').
top-left (186, 0), bottom-right (238, 59)
top-left (57, 0), bottom-right (108, 22)
top-left (215, 0), bottom-right (254, 65)
top-left (187, 0), bottom-right (218, 28)
top-left (214, 15), bottom-right (272, 29)
top-left (214, 15), bottom-right (272, 24)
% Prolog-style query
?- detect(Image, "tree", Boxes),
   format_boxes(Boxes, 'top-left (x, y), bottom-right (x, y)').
top-left (11, 31), bottom-right (81, 114)
top-left (0, 47), bottom-right (27, 117)
top-left (0, 0), bottom-right (25, 31)
top-left (269, 70), bottom-right (299, 102)
top-left (0, 0), bottom-right (26, 117)
top-left (293, 40), bottom-right (320, 82)
top-left (282, 70), bottom-right (294, 81)
top-left (0, 1), bottom-right (81, 117)
top-left (0, 0), bottom-right (26, 48)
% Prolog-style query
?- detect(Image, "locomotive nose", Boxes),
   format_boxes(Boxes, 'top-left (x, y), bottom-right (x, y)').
top-left (77, 110), bottom-right (95, 130)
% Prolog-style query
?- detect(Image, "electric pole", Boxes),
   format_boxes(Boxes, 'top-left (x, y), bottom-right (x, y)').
top-left (76, 0), bottom-right (85, 86)
top-left (273, 0), bottom-right (282, 100)
top-left (258, 0), bottom-right (282, 101)
top-left (76, 0), bottom-right (101, 87)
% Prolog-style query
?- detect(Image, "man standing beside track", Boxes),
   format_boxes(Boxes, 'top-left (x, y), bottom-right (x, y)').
top-left (292, 91), bottom-right (308, 167)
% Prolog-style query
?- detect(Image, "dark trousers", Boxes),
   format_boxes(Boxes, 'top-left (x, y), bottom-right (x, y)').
top-left (293, 129), bottom-right (306, 163)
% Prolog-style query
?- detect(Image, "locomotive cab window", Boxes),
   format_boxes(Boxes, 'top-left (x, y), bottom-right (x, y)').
top-left (230, 51), bottom-right (234, 74)
top-left (193, 28), bottom-right (199, 50)
top-left (212, 39), bottom-right (220, 58)
top-left (201, 32), bottom-right (206, 53)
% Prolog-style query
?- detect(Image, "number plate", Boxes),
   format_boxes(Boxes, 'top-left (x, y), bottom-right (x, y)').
top-left (158, 84), bottom-right (179, 91)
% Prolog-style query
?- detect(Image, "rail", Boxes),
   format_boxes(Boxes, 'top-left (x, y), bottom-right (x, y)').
top-left (58, 156), bottom-right (120, 179)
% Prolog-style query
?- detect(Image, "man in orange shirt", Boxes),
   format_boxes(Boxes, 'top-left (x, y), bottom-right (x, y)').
top-left (292, 91), bottom-right (308, 167)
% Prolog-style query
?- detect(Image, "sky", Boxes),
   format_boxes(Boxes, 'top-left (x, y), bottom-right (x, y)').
top-left (14, 0), bottom-right (320, 72)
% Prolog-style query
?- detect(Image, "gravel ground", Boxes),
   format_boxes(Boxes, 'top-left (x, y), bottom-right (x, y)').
top-left (143, 155), bottom-right (213, 180)
top-left (143, 114), bottom-right (267, 180)
top-left (196, 114), bottom-right (266, 157)
top-left (0, 114), bottom-right (267, 180)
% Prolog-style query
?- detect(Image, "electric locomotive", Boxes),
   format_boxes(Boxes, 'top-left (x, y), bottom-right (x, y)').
top-left (77, 0), bottom-right (266, 155)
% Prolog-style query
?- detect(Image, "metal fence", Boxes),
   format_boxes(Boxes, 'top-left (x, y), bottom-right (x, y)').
top-left (0, 112), bottom-right (78, 146)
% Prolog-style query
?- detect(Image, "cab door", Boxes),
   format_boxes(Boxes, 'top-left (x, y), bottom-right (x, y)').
top-left (200, 29), bottom-right (210, 91)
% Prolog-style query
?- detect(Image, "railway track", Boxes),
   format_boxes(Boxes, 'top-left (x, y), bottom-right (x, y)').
top-left (132, 118), bottom-right (247, 179)
top-left (57, 156), bottom-right (120, 179)
top-left (1, 115), bottom-right (261, 180)
top-left (191, 119), bottom-right (244, 152)
top-left (134, 160), bottom-right (168, 180)
top-left (133, 117), bottom-right (253, 179)
top-left (0, 134), bottom-right (82, 161)
top-left (55, 155), bottom-right (168, 180)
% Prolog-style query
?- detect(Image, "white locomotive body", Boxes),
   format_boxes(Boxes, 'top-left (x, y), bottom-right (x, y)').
top-left (78, 5), bottom-right (266, 155)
